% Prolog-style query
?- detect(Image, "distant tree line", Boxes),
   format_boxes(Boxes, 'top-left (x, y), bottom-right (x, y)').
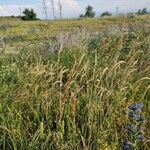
top-left (79, 5), bottom-right (150, 18)
top-left (7, 6), bottom-right (150, 21)
top-left (100, 11), bottom-right (112, 17)
top-left (136, 8), bottom-right (149, 15)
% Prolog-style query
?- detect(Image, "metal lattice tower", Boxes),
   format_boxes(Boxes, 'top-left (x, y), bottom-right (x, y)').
top-left (51, 0), bottom-right (56, 19)
top-left (18, 0), bottom-right (22, 17)
top-left (18, 5), bottom-right (22, 16)
top-left (58, 0), bottom-right (62, 19)
top-left (42, 0), bottom-right (48, 19)
top-left (116, 7), bottom-right (119, 15)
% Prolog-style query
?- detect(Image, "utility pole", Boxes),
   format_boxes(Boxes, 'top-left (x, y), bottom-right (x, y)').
top-left (58, 0), bottom-right (62, 19)
top-left (43, 0), bottom-right (48, 20)
top-left (51, 0), bottom-right (56, 19)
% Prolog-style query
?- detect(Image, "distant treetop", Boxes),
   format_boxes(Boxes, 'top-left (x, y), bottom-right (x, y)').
top-left (80, 5), bottom-right (95, 18)
top-left (100, 11), bottom-right (112, 17)
top-left (136, 8), bottom-right (149, 15)
top-left (21, 8), bottom-right (38, 21)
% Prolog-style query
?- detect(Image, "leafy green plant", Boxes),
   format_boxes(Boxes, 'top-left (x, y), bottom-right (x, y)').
top-left (80, 5), bottom-right (95, 18)
top-left (21, 8), bottom-right (37, 21)
top-left (100, 11), bottom-right (112, 17)
top-left (136, 8), bottom-right (149, 15)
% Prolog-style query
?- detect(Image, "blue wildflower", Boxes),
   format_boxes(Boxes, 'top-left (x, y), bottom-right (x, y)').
top-left (128, 102), bottom-right (143, 112)
top-left (124, 102), bottom-right (145, 148)
top-left (123, 141), bottom-right (132, 150)
top-left (137, 135), bottom-right (145, 142)
top-left (134, 114), bottom-right (145, 122)
top-left (128, 112), bottom-right (144, 122)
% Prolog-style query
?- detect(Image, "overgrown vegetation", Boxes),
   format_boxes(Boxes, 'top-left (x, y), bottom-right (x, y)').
top-left (136, 8), bottom-right (150, 15)
top-left (21, 8), bottom-right (38, 21)
top-left (100, 11), bottom-right (112, 17)
top-left (80, 5), bottom-right (95, 18)
top-left (0, 15), bottom-right (150, 149)
top-left (79, 5), bottom-right (150, 18)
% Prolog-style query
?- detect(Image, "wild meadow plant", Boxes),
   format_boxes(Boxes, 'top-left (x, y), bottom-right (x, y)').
top-left (0, 16), bottom-right (150, 149)
top-left (124, 102), bottom-right (146, 150)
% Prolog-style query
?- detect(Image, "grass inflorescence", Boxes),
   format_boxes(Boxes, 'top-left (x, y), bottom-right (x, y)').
top-left (0, 15), bottom-right (150, 149)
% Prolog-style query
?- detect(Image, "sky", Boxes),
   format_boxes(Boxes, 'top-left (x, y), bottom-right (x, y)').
top-left (0, 0), bottom-right (150, 19)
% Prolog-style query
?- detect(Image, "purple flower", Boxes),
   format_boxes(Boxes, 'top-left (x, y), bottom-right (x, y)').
top-left (134, 114), bottom-right (145, 122)
top-left (128, 102), bottom-right (143, 112)
top-left (128, 112), bottom-right (144, 122)
top-left (123, 141), bottom-right (132, 150)
top-left (137, 134), bottom-right (145, 142)
top-left (124, 102), bottom-right (146, 147)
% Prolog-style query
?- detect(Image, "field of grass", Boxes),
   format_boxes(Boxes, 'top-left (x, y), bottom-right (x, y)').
top-left (0, 15), bottom-right (150, 149)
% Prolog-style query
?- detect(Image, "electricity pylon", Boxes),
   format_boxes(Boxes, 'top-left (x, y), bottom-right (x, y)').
top-left (51, 0), bottom-right (56, 19)
top-left (116, 7), bottom-right (119, 15)
top-left (58, 0), bottom-right (62, 19)
top-left (42, 0), bottom-right (48, 19)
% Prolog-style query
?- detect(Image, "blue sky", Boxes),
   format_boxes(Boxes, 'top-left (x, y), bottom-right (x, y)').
top-left (0, 0), bottom-right (150, 18)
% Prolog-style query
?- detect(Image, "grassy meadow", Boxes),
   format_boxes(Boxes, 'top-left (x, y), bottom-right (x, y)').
top-left (0, 15), bottom-right (150, 149)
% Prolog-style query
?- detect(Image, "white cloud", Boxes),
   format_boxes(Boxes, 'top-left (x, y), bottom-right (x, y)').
top-left (0, 6), bottom-right (8, 16)
top-left (65, 0), bottom-right (81, 9)
top-left (0, 5), bottom-right (20, 16)
top-left (0, 4), bottom-right (40, 17)
top-left (61, 0), bottom-right (83, 18)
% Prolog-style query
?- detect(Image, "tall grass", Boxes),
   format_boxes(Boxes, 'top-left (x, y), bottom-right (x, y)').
top-left (0, 17), bottom-right (150, 149)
